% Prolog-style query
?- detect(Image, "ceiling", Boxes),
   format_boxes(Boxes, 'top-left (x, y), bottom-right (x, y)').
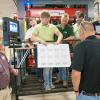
top-left (13, 0), bottom-right (17, 7)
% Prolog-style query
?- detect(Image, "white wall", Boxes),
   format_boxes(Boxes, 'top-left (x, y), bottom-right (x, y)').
top-left (0, 0), bottom-right (17, 19)
top-left (95, 0), bottom-right (100, 13)
top-left (0, 0), bottom-right (17, 60)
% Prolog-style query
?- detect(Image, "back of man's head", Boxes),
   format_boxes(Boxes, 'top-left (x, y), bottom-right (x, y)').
top-left (80, 21), bottom-right (95, 40)
top-left (80, 21), bottom-right (94, 32)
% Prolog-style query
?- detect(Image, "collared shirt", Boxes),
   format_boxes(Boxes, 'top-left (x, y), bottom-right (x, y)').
top-left (0, 52), bottom-right (10, 88)
top-left (71, 35), bottom-right (100, 93)
top-left (54, 24), bottom-right (75, 41)
top-left (32, 23), bottom-right (60, 41)
top-left (25, 27), bottom-right (35, 40)
top-left (73, 23), bottom-right (80, 39)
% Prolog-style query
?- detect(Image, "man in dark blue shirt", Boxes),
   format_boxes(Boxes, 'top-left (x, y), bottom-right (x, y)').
top-left (71, 21), bottom-right (100, 100)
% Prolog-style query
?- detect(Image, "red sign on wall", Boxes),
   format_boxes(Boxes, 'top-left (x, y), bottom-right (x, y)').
top-left (28, 8), bottom-right (85, 17)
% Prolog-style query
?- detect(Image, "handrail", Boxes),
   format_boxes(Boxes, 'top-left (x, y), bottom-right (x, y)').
top-left (17, 49), bottom-right (30, 68)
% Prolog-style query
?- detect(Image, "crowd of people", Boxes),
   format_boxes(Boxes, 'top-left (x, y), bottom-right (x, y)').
top-left (24, 10), bottom-right (100, 100)
top-left (0, 10), bottom-right (100, 100)
top-left (24, 11), bottom-right (85, 91)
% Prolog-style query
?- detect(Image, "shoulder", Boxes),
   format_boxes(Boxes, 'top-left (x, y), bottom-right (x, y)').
top-left (32, 24), bottom-right (42, 32)
top-left (73, 23), bottom-right (77, 27)
top-left (49, 24), bottom-right (56, 27)
top-left (92, 21), bottom-right (98, 25)
top-left (75, 41), bottom-right (85, 50)
top-left (26, 27), bottom-right (33, 33)
top-left (66, 24), bottom-right (73, 29)
top-left (0, 52), bottom-right (8, 61)
top-left (67, 24), bottom-right (72, 27)
top-left (49, 24), bottom-right (58, 30)
top-left (34, 24), bottom-right (41, 28)
top-left (56, 24), bottom-right (60, 27)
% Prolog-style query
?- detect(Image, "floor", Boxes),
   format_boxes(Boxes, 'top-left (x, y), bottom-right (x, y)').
top-left (19, 91), bottom-right (76, 100)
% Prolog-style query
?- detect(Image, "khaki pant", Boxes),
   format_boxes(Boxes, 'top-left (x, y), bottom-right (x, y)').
top-left (0, 87), bottom-right (12, 100)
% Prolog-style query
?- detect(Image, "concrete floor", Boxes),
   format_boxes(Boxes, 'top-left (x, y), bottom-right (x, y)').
top-left (19, 92), bottom-right (76, 100)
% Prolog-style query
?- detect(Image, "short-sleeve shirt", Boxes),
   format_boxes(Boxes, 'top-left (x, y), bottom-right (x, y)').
top-left (71, 35), bottom-right (100, 93)
top-left (32, 23), bottom-right (60, 41)
top-left (0, 53), bottom-right (10, 88)
top-left (54, 24), bottom-right (75, 41)
top-left (73, 23), bottom-right (80, 39)
top-left (25, 27), bottom-right (34, 40)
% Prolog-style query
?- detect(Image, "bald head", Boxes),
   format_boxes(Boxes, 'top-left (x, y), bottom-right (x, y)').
top-left (80, 21), bottom-right (94, 32)
top-left (79, 21), bottom-right (95, 40)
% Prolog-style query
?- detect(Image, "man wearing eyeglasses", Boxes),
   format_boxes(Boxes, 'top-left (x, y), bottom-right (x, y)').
top-left (71, 21), bottom-right (100, 100)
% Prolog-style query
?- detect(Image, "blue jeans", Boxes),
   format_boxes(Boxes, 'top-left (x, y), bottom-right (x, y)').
top-left (35, 68), bottom-right (43, 78)
top-left (34, 47), bottom-right (43, 78)
top-left (58, 67), bottom-right (69, 81)
top-left (76, 91), bottom-right (100, 100)
top-left (43, 68), bottom-right (53, 88)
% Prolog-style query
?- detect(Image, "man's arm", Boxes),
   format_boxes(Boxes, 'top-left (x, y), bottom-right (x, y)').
top-left (64, 26), bottom-right (76, 40)
top-left (72, 69), bottom-right (81, 96)
top-left (64, 36), bottom-right (75, 40)
top-left (6, 56), bottom-right (18, 76)
top-left (31, 35), bottom-right (47, 45)
top-left (54, 31), bottom-right (63, 44)
top-left (9, 66), bottom-right (18, 76)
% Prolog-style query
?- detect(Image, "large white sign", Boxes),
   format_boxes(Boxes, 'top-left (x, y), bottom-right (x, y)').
top-left (37, 44), bottom-right (71, 68)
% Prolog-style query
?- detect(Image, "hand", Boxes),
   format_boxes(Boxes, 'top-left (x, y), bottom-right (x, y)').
top-left (54, 41), bottom-right (60, 45)
top-left (26, 43), bottom-right (34, 48)
top-left (75, 91), bottom-right (79, 96)
top-left (11, 68), bottom-right (19, 76)
top-left (41, 41), bottom-right (47, 46)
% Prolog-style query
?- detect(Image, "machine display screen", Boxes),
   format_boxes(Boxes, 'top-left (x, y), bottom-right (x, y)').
top-left (9, 21), bottom-right (18, 33)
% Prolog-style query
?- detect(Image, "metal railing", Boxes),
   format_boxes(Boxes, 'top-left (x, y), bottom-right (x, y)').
top-left (11, 39), bottom-right (80, 100)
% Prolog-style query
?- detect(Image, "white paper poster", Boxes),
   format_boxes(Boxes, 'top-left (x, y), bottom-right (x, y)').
top-left (37, 44), bottom-right (71, 68)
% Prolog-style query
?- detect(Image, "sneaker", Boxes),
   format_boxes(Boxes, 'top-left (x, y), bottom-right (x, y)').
top-left (50, 84), bottom-right (55, 89)
top-left (54, 80), bottom-right (62, 84)
top-left (45, 86), bottom-right (51, 91)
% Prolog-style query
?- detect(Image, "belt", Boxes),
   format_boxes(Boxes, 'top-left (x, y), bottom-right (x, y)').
top-left (83, 91), bottom-right (100, 96)
top-left (0, 87), bottom-right (7, 90)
